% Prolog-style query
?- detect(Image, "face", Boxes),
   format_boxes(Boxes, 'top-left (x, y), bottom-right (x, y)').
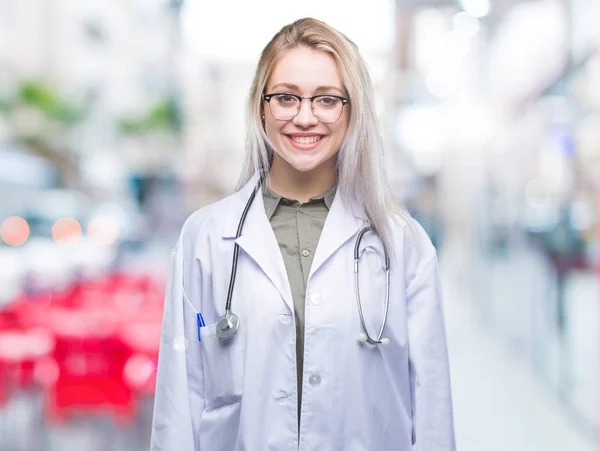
top-left (263, 46), bottom-right (350, 175)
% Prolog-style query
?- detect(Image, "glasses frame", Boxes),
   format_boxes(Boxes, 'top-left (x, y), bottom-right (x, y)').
top-left (262, 92), bottom-right (350, 123)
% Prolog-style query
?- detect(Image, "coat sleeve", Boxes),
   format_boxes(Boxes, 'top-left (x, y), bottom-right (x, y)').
top-left (406, 254), bottom-right (456, 451)
top-left (150, 227), bottom-right (197, 451)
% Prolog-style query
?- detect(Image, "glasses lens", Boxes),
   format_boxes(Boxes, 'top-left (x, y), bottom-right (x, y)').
top-left (268, 94), bottom-right (344, 122)
top-left (269, 94), bottom-right (300, 121)
top-left (313, 96), bottom-right (343, 123)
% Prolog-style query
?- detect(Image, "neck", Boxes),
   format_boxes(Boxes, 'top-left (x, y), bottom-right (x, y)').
top-left (267, 155), bottom-right (336, 203)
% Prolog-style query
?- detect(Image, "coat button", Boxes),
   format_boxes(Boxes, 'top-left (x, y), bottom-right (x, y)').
top-left (308, 373), bottom-right (322, 387)
top-left (308, 293), bottom-right (322, 306)
top-left (301, 249), bottom-right (310, 257)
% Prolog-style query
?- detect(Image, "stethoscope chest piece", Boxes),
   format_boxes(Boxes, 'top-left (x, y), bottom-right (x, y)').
top-left (216, 311), bottom-right (240, 340)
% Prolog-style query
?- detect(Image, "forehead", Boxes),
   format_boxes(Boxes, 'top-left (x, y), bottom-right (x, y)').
top-left (267, 46), bottom-right (344, 93)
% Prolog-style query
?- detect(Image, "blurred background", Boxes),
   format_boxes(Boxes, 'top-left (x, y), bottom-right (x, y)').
top-left (0, 0), bottom-right (598, 450)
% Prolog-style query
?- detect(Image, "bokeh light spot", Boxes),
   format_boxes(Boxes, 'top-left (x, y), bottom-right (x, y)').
top-left (87, 215), bottom-right (120, 246)
top-left (52, 218), bottom-right (82, 244)
top-left (172, 335), bottom-right (189, 352)
top-left (0, 216), bottom-right (30, 246)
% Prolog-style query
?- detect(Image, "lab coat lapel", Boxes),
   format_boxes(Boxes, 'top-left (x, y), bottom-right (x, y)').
top-left (222, 174), bottom-right (294, 313)
top-left (309, 189), bottom-right (366, 281)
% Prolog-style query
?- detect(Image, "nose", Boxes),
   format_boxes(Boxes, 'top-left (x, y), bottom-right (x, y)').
top-left (293, 98), bottom-right (319, 127)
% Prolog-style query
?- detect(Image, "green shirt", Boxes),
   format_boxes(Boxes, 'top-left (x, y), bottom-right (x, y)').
top-left (262, 183), bottom-right (337, 420)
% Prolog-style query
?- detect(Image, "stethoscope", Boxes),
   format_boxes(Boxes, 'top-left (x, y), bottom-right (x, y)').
top-left (216, 178), bottom-right (391, 346)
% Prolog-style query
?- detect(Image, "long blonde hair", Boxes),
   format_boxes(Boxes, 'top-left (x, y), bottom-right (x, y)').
top-left (238, 17), bottom-right (407, 249)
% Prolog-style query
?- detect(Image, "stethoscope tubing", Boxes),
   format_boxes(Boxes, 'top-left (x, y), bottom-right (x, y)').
top-left (225, 179), bottom-right (262, 313)
top-left (354, 226), bottom-right (391, 345)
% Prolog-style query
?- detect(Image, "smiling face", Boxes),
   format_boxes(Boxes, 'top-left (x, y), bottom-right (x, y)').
top-left (263, 46), bottom-right (350, 178)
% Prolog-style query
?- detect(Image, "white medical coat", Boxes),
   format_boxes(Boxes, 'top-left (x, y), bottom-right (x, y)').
top-left (150, 173), bottom-right (455, 451)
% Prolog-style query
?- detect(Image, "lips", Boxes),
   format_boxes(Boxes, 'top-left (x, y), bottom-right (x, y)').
top-left (285, 134), bottom-right (325, 151)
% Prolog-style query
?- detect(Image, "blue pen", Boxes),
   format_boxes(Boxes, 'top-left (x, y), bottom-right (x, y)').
top-left (197, 313), bottom-right (206, 341)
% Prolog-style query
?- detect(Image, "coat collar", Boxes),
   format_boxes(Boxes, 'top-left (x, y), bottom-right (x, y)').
top-left (221, 173), bottom-right (367, 313)
top-left (222, 173), bottom-right (294, 312)
top-left (308, 186), bottom-right (367, 280)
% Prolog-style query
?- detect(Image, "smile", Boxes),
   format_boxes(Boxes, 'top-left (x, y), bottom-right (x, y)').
top-left (285, 135), bottom-right (325, 151)
top-left (288, 135), bottom-right (323, 144)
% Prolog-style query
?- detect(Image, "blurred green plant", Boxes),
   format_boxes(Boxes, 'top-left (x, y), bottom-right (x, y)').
top-left (0, 81), bottom-right (85, 125)
top-left (18, 81), bottom-right (84, 124)
top-left (119, 96), bottom-right (181, 135)
top-left (0, 80), bottom-right (88, 184)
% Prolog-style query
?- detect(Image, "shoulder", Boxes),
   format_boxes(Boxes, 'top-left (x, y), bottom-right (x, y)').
top-left (388, 209), bottom-right (437, 286)
top-left (390, 209), bottom-right (436, 258)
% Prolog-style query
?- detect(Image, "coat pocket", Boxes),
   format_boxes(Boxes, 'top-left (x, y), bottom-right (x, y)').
top-left (199, 322), bottom-right (244, 411)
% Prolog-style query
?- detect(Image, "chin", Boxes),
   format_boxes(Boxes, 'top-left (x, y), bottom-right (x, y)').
top-left (285, 155), bottom-right (327, 173)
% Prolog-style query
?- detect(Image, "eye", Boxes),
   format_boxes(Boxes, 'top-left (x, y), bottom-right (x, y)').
top-left (316, 96), bottom-right (340, 108)
top-left (275, 94), bottom-right (298, 104)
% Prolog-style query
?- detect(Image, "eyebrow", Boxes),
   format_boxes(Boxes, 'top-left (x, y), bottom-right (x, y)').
top-left (270, 83), bottom-right (345, 96)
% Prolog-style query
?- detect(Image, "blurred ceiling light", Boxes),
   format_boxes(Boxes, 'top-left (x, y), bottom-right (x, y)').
top-left (459, 0), bottom-right (490, 18)
top-left (0, 216), bottom-right (30, 246)
top-left (52, 218), bottom-right (82, 244)
top-left (453, 11), bottom-right (480, 37)
top-left (87, 216), bottom-right (120, 246)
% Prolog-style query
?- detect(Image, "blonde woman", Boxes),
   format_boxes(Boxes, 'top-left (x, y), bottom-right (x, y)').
top-left (151, 17), bottom-right (455, 451)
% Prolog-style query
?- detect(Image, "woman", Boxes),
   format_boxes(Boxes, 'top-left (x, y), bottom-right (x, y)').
top-left (150, 17), bottom-right (455, 451)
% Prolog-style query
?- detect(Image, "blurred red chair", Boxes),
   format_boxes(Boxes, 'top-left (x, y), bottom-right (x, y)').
top-left (1, 270), bottom-right (165, 426)
top-left (43, 308), bottom-right (135, 426)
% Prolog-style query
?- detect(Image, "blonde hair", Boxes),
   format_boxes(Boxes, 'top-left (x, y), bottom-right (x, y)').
top-left (238, 17), bottom-right (407, 250)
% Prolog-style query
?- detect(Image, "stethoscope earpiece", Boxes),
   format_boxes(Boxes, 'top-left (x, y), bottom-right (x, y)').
top-left (357, 333), bottom-right (390, 346)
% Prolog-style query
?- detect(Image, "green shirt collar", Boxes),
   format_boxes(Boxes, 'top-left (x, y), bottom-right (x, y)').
top-left (262, 182), bottom-right (337, 220)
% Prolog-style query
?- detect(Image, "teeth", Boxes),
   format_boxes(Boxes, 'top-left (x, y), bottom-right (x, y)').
top-left (290, 136), bottom-right (321, 144)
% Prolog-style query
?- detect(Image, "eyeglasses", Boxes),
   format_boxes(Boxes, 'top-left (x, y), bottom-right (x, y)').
top-left (262, 93), bottom-right (350, 123)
